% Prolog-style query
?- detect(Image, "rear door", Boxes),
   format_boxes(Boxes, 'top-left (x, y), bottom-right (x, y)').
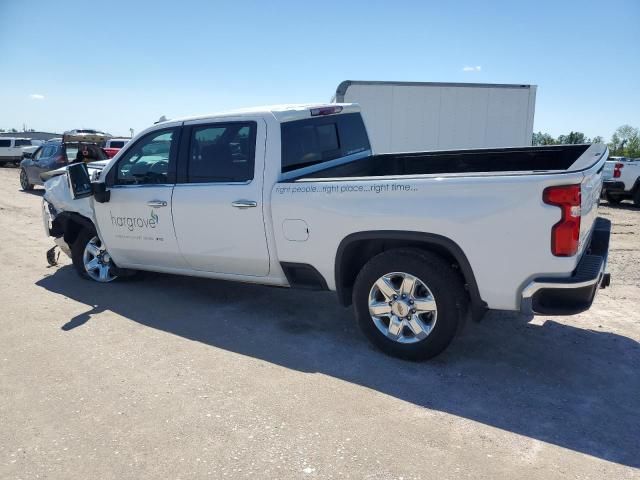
top-left (93, 127), bottom-right (187, 269)
top-left (171, 117), bottom-right (270, 276)
top-left (7, 140), bottom-right (22, 160)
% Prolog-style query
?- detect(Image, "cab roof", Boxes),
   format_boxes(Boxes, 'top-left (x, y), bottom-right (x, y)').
top-left (164, 103), bottom-right (361, 125)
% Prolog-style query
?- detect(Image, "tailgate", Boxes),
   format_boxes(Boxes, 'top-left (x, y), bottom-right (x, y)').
top-left (602, 161), bottom-right (615, 180)
top-left (578, 148), bottom-right (608, 257)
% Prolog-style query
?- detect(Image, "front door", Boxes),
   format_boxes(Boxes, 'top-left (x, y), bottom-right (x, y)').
top-left (171, 118), bottom-right (270, 276)
top-left (31, 143), bottom-right (57, 183)
top-left (93, 127), bottom-right (187, 270)
top-left (26, 146), bottom-right (44, 183)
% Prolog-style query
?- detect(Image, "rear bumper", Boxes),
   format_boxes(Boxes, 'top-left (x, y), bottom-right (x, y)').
top-left (520, 217), bottom-right (611, 316)
top-left (602, 180), bottom-right (626, 194)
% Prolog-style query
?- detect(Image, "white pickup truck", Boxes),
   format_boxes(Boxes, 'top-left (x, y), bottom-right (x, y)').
top-left (602, 157), bottom-right (640, 206)
top-left (42, 103), bottom-right (611, 360)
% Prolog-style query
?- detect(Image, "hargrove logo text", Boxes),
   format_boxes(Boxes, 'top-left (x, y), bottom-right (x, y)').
top-left (110, 210), bottom-right (159, 231)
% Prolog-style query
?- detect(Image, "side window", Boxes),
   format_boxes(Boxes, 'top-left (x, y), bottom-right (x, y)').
top-left (32, 147), bottom-right (43, 160)
top-left (41, 145), bottom-right (56, 158)
top-left (0, 140), bottom-right (11, 148)
top-left (115, 130), bottom-right (175, 185)
top-left (187, 122), bottom-right (256, 183)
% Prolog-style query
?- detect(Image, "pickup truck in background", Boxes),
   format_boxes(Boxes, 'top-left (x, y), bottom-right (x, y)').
top-left (103, 138), bottom-right (130, 158)
top-left (602, 157), bottom-right (640, 206)
top-left (41, 103), bottom-right (611, 360)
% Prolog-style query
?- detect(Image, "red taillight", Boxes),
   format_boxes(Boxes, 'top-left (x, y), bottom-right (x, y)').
top-left (613, 162), bottom-right (624, 178)
top-left (310, 106), bottom-right (343, 116)
top-left (543, 184), bottom-right (581, 257)
top-left (54, 155), bottom-right (66, 164)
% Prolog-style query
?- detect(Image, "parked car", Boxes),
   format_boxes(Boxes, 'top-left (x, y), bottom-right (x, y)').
top-left (103, 138), bottom-right (130, 158)
top-left (20, 139), bottom-right (108, 190)
top-left (0, 137), bottom-right (35, 165)
top-left (42, 103), bottom-right (610, 360)
top-left (601, 157), bottom-right (640, 206)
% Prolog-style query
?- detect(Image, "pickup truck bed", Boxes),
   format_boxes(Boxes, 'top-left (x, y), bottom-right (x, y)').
top-left (299, 145), bottom-right (591, 179)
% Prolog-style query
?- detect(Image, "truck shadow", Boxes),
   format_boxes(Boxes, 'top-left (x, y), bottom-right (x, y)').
top-left (37, 267), bottom-right (639, 468)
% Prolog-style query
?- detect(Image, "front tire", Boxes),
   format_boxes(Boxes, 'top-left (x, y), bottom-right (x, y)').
top-left (71, 229), bottom-right (118, 282)
top-left (20, 168), bottom-right (34, 191)
top-left (353, 248), bottom-right (468, 361)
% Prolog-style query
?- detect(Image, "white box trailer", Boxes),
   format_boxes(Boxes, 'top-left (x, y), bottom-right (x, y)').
top-left (333, 80), bottom-right (537, 153)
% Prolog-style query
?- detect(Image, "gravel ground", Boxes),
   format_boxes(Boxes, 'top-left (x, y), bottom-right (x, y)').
top-left (0, 165), bottom-right (638, 479)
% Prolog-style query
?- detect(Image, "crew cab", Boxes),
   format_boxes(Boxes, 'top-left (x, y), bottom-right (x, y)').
top-left (41, 104), bottom-right (611, 360)
top-left (602, 157), bottom-right (640, 206)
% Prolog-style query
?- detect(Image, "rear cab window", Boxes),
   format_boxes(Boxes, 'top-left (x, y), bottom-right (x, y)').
top-left (281, 112), bottom-right (370, 173)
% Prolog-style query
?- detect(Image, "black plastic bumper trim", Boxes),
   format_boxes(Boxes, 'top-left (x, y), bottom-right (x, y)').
top-left (521, 217), bottom-right (611, 316)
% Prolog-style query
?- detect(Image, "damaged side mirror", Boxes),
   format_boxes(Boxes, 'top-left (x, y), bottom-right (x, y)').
top-left (67, 163), bottom-right (110, 202)
top-left (67, 162), bottom-right (93, 199)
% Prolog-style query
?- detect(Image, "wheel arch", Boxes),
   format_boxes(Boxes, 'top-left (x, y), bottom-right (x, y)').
top-left (335, 231), bottom-right (487, 320)
top-left (51, 211), bottom-right (96, 247)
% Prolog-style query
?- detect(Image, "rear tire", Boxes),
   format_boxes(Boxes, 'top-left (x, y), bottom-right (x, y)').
top-left (20, 168), bottom-right (34, 191)
top-left (633, 189), bottom-right (640, 207)
top-left (352, 248), bottom-right (468, 361)
top-left (605, 192), bottom-right (622, 205)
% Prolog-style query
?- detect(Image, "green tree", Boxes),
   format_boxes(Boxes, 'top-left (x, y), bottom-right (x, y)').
top-left (609, 125), bottom-right (640, 156)
top-left (557, 131), bottom-right (587, 144)
top-left (626, 134), bottom-right (640, 158)
top-left (532, 132), bottom-right (557, 145)
top-left (591, 136), bottom-right (604, 144)
top-left (609, 133), bottom-right (622, 155)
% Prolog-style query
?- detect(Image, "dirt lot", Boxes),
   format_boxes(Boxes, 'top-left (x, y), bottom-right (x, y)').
top-left (0, 165), bottom-right (638, 479)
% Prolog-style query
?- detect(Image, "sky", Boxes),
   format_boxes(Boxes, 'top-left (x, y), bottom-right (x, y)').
top-left (1, 0), bottom-right (638, 140)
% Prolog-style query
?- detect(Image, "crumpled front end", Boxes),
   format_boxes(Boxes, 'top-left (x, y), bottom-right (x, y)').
top-left (42, 172), bottom-right (96, 260)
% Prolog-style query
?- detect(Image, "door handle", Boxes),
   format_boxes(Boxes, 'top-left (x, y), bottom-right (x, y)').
top-left (147, 200), bottom-right (167, 208)
top-left (231, 200), bottom-right (257, 209)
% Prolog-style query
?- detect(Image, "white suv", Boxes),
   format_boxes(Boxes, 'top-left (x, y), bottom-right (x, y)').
top-left (0, 137), bottom-right (34, 164)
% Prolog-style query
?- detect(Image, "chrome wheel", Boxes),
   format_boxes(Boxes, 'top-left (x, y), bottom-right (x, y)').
top-left (82, 236), bottom-right (117, 282)
top-left (368, 272), bottom-right (437, 344)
